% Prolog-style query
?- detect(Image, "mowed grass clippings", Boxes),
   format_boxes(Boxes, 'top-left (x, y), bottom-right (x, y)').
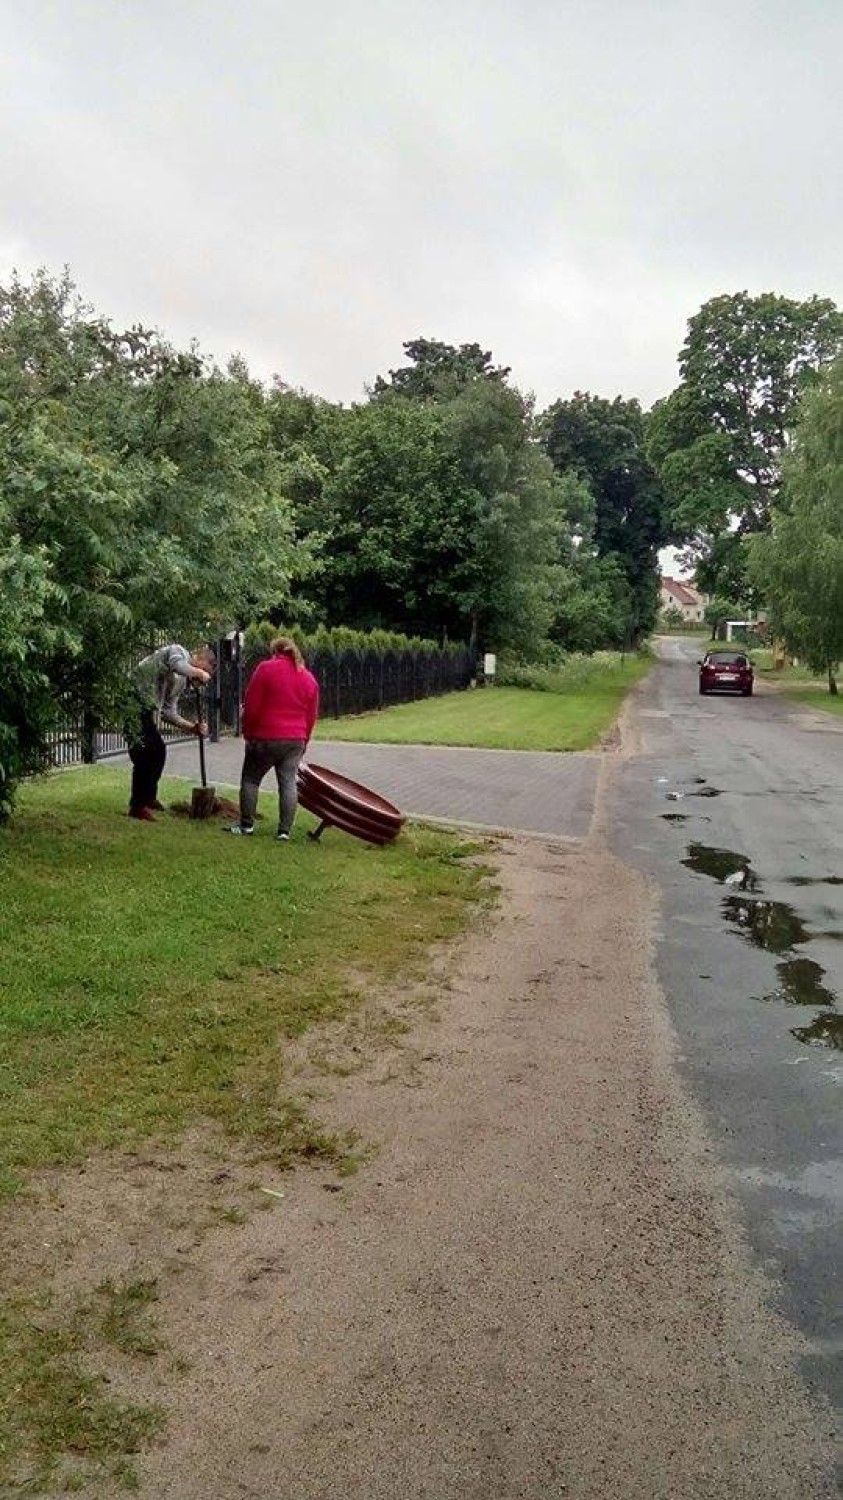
top-left (315, 659), bottom-right (652, 753)
top-left (0, 770), bottom-right (487, 1195)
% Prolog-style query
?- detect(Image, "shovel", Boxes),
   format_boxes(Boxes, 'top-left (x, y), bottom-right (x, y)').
top-left (189, 685), bottom-right (217, 819)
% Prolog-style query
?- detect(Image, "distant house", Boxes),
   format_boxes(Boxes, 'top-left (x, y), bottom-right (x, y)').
top-left (659, 576), bottom-right (707, 624)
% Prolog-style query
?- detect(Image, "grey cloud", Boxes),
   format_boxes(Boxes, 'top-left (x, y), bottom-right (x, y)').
top-left (2, 0), bottom-right (840, 406)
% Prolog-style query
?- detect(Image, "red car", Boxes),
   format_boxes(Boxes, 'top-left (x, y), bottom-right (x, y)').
top-left (699, 650), bottom-right (754, 697)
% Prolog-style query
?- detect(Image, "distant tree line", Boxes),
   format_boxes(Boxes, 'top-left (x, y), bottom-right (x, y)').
top-left (1, 270), bottom-right (841, 816)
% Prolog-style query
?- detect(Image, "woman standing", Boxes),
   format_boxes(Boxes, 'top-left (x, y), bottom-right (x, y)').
top-left (228, 638), bottom-right (320, 841)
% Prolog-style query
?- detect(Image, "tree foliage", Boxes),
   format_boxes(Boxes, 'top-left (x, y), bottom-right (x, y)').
top-left (749, 356), bottom-right (843, 692)
top-left (282, 346), bottom-right (568, 654)
top-left (0, 271), bottom-right (306, 816)
top-left (372, 338), bottom-right (510, 401)
top-left (648, 291), bottom-right (843, 594)
top-left (541, 392), bottom-right (668, 644)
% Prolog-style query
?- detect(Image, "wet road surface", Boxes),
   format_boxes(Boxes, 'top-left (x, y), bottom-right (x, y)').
top-left (613, 638), bottom-right (843, 1418)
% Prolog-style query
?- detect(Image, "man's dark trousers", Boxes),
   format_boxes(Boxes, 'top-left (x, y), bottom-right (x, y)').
top-left (128, 710), bottom-right (167, 812)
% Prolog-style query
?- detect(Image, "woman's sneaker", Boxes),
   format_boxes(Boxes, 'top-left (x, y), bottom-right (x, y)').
top-left (227, 824), bottom-right (254, 836)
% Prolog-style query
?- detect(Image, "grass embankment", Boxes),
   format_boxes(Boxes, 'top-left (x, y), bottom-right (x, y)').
top-left (0, 769), bottom-right (487, 1492)
top-left (315, 651), bottom-right (652, 752)
top-left (751, 650), bottom-right (843, 715)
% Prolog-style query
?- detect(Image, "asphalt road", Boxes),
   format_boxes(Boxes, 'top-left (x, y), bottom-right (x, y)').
top-left (613, 638), bottom-right (843, 1417)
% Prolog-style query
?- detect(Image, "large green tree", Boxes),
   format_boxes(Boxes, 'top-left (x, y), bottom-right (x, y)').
top-left (288, 376), bottom-right (566, 653)
top-left (0, 271), bottom-right (307, 815)
top-left (372, 338), bottom-right (510, 401)
top-left (541, 393), bottom-right (668, 645)
top-left (750, 355), bottom-right (843, 693)
top-left (648, 291), bottom-right (843, 594)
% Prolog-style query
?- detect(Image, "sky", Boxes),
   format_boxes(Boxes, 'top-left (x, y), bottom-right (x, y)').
top-left (1, 0), bottom-right (841, 412)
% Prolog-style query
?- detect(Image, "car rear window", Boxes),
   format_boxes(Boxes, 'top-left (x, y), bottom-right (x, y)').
top-left (706, 652), bottom-right (747, 665)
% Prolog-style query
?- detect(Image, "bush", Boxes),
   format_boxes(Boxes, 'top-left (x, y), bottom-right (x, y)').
top-left (497, 649), bottom-right (650, 693)
top-left (243, 621), bottom-right (466, 659)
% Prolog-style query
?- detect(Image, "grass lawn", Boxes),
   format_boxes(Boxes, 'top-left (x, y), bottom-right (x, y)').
top-left (784, 685), bottom-right (843, 718)
top-left (0, 770), bottom-right (486, 1198)
top-left (315, 656), bottom-right (652, 752)
top-left (0, 769), bottom-right (488, 1491)
top-left (751, 652), bottom-right (843, 716)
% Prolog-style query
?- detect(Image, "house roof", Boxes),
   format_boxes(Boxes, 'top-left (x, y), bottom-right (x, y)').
top-left (661, 576), bottom-right (701, 607)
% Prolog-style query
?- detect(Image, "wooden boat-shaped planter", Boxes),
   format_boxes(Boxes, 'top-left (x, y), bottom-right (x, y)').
top-left (297, 762), bottom-right (405, 846)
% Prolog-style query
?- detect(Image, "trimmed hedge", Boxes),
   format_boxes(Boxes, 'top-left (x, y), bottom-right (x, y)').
top-left (243, 622), bottom-right (466, 658)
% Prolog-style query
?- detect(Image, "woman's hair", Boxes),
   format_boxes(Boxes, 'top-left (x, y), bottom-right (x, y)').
top-left (271, 636), bottom-right (305, 670)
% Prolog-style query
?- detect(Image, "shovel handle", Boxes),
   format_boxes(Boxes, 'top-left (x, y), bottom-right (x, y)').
top-left (195, 685), bottom-right (207, 788)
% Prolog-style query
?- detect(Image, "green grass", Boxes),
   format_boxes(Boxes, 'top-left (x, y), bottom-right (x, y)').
top-left (1, 1286), bottom-right (165, 1494)
top-left (315, 656), bottom-right (652, 752)
top-left (0, 769), bottom-right (486, 1193)
top-left (751, 652), bottom-right (842, 714)
top-left (0, 768), bottom-right (488, 1489)
top-left (785, 685), bottom-right (843, 717)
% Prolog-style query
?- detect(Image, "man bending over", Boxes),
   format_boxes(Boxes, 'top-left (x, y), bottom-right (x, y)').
top-left (127, 643), bottom-right (215, 821)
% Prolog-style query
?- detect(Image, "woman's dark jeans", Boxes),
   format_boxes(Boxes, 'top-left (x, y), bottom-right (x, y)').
top-left (240, 739), bottom-right (306, 833)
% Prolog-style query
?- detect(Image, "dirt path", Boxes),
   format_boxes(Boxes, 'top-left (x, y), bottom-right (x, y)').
top-left (10, 825), bottom-right (836, 1497)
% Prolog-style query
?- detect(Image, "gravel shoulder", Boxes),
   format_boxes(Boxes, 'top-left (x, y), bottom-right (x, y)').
top-left (7, 829), bottom-right (836, 1497)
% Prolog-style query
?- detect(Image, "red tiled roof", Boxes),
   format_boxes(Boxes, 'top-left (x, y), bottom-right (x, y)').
top-left (661, 577), bottom-right (701, 607)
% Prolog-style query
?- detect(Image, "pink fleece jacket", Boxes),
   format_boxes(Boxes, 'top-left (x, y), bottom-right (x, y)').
top-left (242, 656), bottom-right (320, 742)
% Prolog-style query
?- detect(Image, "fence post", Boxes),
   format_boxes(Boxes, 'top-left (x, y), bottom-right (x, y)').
top-left (208, 636), bottom-right (221, 742)
top-left (81, 708), bottom-right (97, 764)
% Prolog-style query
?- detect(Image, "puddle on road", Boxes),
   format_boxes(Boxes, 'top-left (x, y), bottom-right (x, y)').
top-left (760, 957), bottom-right (838, 1010)
top-left (785, 875), bottom-right (843, 888)
top-left (662, 813), bottom-right (689, 824)
top-left (682, 843), bottom-right (759, 889)
top-left (666, 786), bottom-right (722, 802)
top-left (791, 1013), bottom-right (843, 1051)
top-left (678, 840), bottom-right (842, 1053)
top-left (722, 893), bottom-right (810, 953)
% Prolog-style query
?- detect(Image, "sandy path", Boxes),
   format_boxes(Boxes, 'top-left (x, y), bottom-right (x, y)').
top-left (115, 834), bottom-right (834, 1498)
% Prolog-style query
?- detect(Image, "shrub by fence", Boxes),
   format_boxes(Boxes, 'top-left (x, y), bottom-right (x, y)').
top-left (46, 626), bottom-right (473, 766)
top-left (241, 625), bottom-right (472, 722)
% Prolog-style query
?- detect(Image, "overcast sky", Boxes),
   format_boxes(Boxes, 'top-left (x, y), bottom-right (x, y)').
top-left (2, 0), bottom-right (840, 409)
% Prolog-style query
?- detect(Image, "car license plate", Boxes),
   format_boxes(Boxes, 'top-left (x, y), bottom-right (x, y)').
top-left (720, 673), bottom-right (737, 681)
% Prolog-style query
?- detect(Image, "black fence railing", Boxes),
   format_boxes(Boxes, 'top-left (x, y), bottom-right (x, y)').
top-left (44, 638), bottom-right (474, 767)
top-left (243, 644), bottom-right (474, 720)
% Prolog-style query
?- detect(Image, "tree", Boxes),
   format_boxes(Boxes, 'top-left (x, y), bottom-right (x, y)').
top-left (0, 535), bottom-right (65, 819)
top-left (0, 270), bottom-right (308, 814)
top-left (372, 338), bottom-right (510, 401)
top-left (749, 356), bottom-right (843, 693)
top-left (541, 393), bottom-right (668, 645)
top-left (703, 596), bottom-right (741, 640)
top-left (648, 291), bottom-right (843, 594)
top-left (289, 375), bottom-right (567, 654)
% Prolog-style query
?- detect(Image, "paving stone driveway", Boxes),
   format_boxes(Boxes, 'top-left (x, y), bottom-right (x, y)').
top-left (151, 737), bottom-right (599, 840)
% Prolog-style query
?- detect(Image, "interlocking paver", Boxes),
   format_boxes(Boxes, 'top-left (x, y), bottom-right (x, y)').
top-left (131, 737), bottom-right (598, 839)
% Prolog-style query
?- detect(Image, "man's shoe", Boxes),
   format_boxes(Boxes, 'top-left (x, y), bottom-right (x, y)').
top-left (276, 832), bottom-right (290, 843)
top-left (149, 799), bottom-right (167, 812)
top-left (227, 824), bottom-right (254, 836)
top-left (128, 807), bottom-right (156, 822)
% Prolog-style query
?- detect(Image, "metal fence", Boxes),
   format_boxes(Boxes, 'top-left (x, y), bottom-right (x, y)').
top-left (45, 638), bottom-right (473, 766)
top-left (243, 644), bottom-right (474, 720)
